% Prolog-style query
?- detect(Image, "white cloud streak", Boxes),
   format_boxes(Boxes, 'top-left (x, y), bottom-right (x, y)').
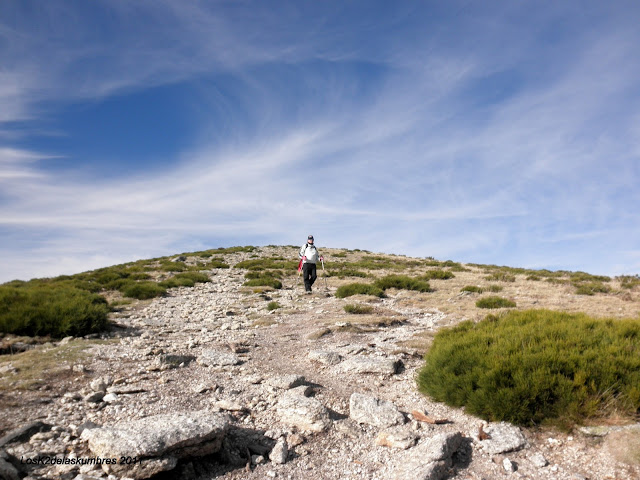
top-left (1, 1), bottom-right (639, 280)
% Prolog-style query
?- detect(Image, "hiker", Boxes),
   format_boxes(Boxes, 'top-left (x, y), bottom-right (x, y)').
top-left (299, 235), bottom-right (323, 293)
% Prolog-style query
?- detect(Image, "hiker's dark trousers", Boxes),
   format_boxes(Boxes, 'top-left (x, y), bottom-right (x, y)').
top-left (302, 263), bottom-right (317, 291)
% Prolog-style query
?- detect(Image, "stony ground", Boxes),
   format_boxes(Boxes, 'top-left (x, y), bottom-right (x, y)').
top-left (1, 246), bottom-right (639, 480)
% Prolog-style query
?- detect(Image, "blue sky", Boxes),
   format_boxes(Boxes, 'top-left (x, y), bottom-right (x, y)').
top-left (1, 0), bottom-right (639, 282)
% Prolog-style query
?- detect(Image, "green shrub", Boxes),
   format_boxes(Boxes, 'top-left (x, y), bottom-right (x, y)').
top-left (421, 270), bottom-right (455, 280)
top-left (418, 309), bottom-right (640, 426)
top-left (575, 282), bottom-right (611, 296)
top-left (476, 296), bottom-right (516, 309)
top-left (121, 282), bottom-right (167, 299)
top-left (374, 275), bottom-right (432, 293)
top-left (160, 272), bottom-right (211, 289)
top-left (236, 258), bottom-right (297, 272)
top-left (618, 275), bottom-right (640, 289)
top-left (267, 301), bottom-right (281, 311)
top-left (487, 284), bottom-right (504, 292)
top-left (461, 286), bottom-right (483, 293)
top-left (0, 285), bottom-right (109, 338)
top-left (205, 259), bottom-right (230, 269)
top-left (326, 268), bottom-right (369, 279)
top-left (570, 272), bottom-right (611, 283)
top-left (160, 261), bottom-right (188, 272)
top-left (485, 271), bottom-right (516, 282)
top-left (243, 277), bottom-right (282, 289)
top-left (335, 283), bottom-right (385, 298)
top-left (344, 304), bottom-right (374, 314)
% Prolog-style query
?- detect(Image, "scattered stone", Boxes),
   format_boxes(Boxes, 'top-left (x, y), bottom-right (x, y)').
top-left (72, 364), bottom-right (88, 373)
top-left (59, 336), bottom-right (75, 345)
top-left (334, 419), bottom-right (363, 439)
top-left (375, 427), bottom-right (418, 449)
top-left (577, 425), bottom-right (612, 437)
top-left (81, 410), bottom-right (230, 479)
top-left (265, 374), bottom-right (305, 390)
top-left (197, 349), bottom-right (241, 367)
top-left (105, 385), bottom-right (147, 395)
top-left (503, 457), bottom-right (516, 472)
top-left (392, 432), bottom-right (464, 480)
top-left (211, 399), bottom-right (246, 412)
top-left (269, 437), bottom-right (288, 464)
top-left (103, 393), bottom-right (119, 403)
top-left (308, 350), bottom-right (343, 365)
top-left (338, 357), bottom-right (402, 375)
top-left (90, 376), bottom-right (112, 392)
top-left (286, 433), bottom-right (305, 447)
top-left (349, 393), bottom-right (405, 428)
top-left (0, 456), bottom-right (20, 480)
top-left (0, 421), bottom-right (51, 448)
top-left (84, 391), bottom-right (105, 403)
top-left (149, 354), bottom-right (195, 371)
top-left (478, 422), bottom-right (527, 455)
top-left (0, 364), bottom-right (18, 375)
top-left (276, 394), bottom-right (331, 433)
top-left (530, 452), bottom-right (549, 468)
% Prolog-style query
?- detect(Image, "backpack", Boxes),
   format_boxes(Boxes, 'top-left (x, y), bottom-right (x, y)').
top-left (303, 244), bottom-right (318, 263)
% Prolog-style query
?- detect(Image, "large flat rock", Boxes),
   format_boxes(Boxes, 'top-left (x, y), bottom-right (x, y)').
top-left (349, 393), bottom-right (405, 428)
top-left (81, 410), bottom-right (230, 479)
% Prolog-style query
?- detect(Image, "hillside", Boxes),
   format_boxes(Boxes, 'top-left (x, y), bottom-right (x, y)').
top-left (0, 246), bottom-right (639, 480)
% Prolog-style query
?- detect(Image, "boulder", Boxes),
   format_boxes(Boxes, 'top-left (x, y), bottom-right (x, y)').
top-left (376, 427), bottom-right (418, 449)
top-left (338, 357), bottom-right (401, 375)
top-left (265, 374), bottom-right (305, 390)
top-left (269, 437), bottom-right (288, 464)
top-left (0, 456), bottom-right (20, 480)
top-left (478, 422), bottom-right (527, 455)
top-left (392, 432), bottom-right (464, 480)
top-left (0, 421), bottom-right (51, 448)
top-left (276, 393), bottom-right (331, 433)
top-left (308, 350), bottom-right (343, 366)
top-left (81, 410), bottom-right (230, 479)
top-left (349, 393), bottom-right (405, 428)
top-left (197, 349), bottom-right (241, 367)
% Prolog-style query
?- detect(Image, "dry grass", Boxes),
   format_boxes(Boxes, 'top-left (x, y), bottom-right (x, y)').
top-left (395, 331), bottom-right (436, 355)
top-left (0, 339), bottom-right (102, 391)
top-left (252, 318), bottom-right (278, 327)
top-left (605, 429), bottom-right (640, 467)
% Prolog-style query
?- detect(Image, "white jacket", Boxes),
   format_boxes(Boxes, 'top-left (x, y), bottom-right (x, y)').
top-left (299, 244), bottom-right (319, 264)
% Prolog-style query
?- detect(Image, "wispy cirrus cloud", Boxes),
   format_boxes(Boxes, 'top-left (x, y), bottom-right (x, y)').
top-left (1, 1), bottom-right (639, 281)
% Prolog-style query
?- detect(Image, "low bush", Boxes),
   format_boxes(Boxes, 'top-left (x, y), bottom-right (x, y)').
top-left (160, 272), bottom-right (211, 289)
top-left (0, 285), bottom-right (109, 337)
top-left (344, 304), bottom-right (374, 314)
top-left (485, 271), bottom-right (516, 282)
top-left (374, 275), bottom-right (432, 293)
top-left (461, 286), bottom-right (483, 293)
top-left (205, 259), bottom-right (230, 269)
top-left (267, 301), bottom-right (281, 311)
top-left (570, 272), bottom-right (611, 283)
top-left (574, 282), bottom-right (611, 296)
top-left (476, 296), bottom-right (516, 309)
top-left (335, 283), bottom-right (385, 298)
top-left (326, 268), bottom-right (369, 279)
top-left (243, 277), bottom-right (283, 289)
top-left (421, 270), bottom-right (455, 280)
top-left (121, 282), bottom-right (167, 299)
top-left (418, 309), bottom-right (640, 426)
top-left (618, 275), bottom-right (640, 290)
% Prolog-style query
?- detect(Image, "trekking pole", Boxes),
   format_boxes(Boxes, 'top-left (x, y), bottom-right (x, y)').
top-left (321, 258), bottom-right (328, 290)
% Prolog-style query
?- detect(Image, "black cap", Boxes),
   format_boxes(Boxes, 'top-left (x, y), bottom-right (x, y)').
top-left (308, 235), bottom-right (314, 240)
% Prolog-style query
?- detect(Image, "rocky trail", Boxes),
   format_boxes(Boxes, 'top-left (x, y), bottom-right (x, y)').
top-left (1, 248), bottom-right (639, 480)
